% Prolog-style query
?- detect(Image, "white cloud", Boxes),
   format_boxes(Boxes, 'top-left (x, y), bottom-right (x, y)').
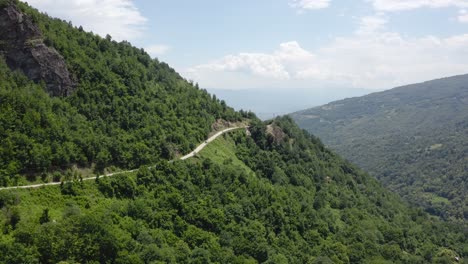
top-left (303, 33), bottom-right (468, 88)
top-left (458, 9), bottom-right (468, 21)
top-left (189, 53), bottom-right (290, 80)
top-left (25, 0), bottom-right (147, 42)
top-left (145, 45), bottom-right (171, 57)
top-left (368, 0), bottom-right (468, 11)
top-left (290, 0), bottom-right (331, 11)
top-left (188, 41), bottom-right (315, 81)
top-left (185, 19), bottom-right (468, 90)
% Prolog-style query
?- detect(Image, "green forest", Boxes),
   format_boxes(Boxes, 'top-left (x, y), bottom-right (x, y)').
top-left (0, 1), bottom-right (466, 263)
top-left (292, 76), bottom-right (468, 222)
top-left (1, 117), bottom-right (467, 263)
top-left (0, 0), bottom-right (248, 187)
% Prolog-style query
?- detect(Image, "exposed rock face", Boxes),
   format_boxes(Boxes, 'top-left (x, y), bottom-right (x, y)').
top-left (266, 124), bottom-right (287, 144)
top-left (0, 4), bottom-right (75, 96)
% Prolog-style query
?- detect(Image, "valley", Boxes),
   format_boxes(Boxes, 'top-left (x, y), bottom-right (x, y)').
top-left (0, 1), bottom-right (466, 263)
top-left (292, 75), bottom-right (468, 222)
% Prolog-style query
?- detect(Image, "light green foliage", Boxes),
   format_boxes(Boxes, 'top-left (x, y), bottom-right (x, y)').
top-left (197, 131), bottom-right (254, 174)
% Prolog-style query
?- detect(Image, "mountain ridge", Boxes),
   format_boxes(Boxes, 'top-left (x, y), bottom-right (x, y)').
top-left (291, 73), bottom-right (468, 221)
top-left (0, 1), bottom-right (466, 263)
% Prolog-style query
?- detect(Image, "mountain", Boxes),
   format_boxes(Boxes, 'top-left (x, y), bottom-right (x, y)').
top-left (0, 0), bottom-right (246, 185)
top-left (291, 74), bottom-right (468, 221)
top-left (0, 1), bottom-right (466, 263)
top-left (208, 87), bottom-right (370, 120)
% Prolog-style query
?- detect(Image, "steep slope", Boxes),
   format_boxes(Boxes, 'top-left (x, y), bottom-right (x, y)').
top-left (0, 0), bottom-right (245, 186)
top-left (0, 1), bottom-right (466, 263)
top-left (291, 75), bottom-right (468, 221)
top-left (0, 3), bottom-right (75, 96)
top-left (0, 117), bottom-right (466, 263)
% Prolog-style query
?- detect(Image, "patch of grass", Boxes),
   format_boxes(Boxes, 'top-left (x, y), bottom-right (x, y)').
top-left (430, 194), bottom-right (450, 205)
top-left (196, 133), bottom-right (253, 174)
top-left (4, 174), bottom-right (130, 225)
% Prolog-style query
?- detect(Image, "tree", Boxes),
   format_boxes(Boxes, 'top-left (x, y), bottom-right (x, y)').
top-left (39, 208), bottom-right (50, 224)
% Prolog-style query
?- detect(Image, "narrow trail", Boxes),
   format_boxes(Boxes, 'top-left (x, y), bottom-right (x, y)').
top-left (0, 126), bottom-right (246, 191)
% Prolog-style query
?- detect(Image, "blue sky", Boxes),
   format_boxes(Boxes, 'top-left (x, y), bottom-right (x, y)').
top-left (25, 0), bottom-right (468, 91)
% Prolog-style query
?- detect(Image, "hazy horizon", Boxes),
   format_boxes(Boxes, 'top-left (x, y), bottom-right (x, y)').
top-left (207, 87), bottom-right (373, 120)
top-left (25, 0), bottom-right (468, 98)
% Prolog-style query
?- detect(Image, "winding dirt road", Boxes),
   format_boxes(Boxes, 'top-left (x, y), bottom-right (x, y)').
top-left (0, 126), bottom-right (246, 191)
top-left (180, 127), bottom-right (242, 160)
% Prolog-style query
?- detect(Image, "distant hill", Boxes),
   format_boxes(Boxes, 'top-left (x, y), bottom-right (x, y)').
top-left (0, 1), bottom-right (466, 263)
top-left (291, 74), bottom-right (468, 221)
top-left (208, 87), bottom-right (370, 120)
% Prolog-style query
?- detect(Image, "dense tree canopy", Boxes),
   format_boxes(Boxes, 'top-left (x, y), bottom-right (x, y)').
top-left (292, 76), bottom-right (468, 222)
top-left (0, 117), bottom-right (466, 263)
top-left (0, 1), bottom-right (466, 263)
top-left (0, 1), bottom-right (245, 186)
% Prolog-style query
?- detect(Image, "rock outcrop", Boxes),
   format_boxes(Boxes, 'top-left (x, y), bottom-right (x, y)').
top-left (0, 3), bottom-right (75, 96)
top-left (266, 124), bottom-right (287, 144)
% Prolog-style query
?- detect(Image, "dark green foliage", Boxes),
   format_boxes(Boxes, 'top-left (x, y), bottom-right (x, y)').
top-left (38, 208), bottom-right (49, 224)
top-left (0, 0), bottom-right (16, 8)
top-left (0, 118), bottom-right (466, 263)
top-left (5, 206), bottom-right (20, 229)
top-left (0, 2), bottom-right (466, 263)
top-left (97, 174), bottom-right (137, 199)
top-left (292, 75), bottom-right (468, 221)
top-left (0, 191), bottom-right (18, 208)
top-left (0, 1), bottom-right (244, 185)
top-left (60, 182), bottom-right (76, 196)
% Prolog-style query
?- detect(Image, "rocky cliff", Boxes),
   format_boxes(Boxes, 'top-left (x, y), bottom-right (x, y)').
top-left (0, 3), bottom-right (75, 96)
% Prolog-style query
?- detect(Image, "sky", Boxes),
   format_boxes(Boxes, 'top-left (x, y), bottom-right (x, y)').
top-left (24, 0), bottom-right (468, 91)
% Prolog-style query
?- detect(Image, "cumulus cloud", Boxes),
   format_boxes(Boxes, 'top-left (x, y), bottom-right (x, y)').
top-left (186, 18), bottom-right (468, 90)
top-left (25, 0), bottom-right (147, 42)
top-left (189, 53), bottom-right (289, 80)
top-left (145, 45), bottom-right (171, 57)
top-left (290, 0), bottom-right (331, 11)
top-left (188, 41), bottom-right (315, 81)
top-left (367, 0), bottom-right (468, 11)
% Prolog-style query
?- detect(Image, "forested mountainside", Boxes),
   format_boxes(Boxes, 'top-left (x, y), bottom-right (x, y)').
top-left (0, 0), bottom-right (247, 186)
top-left (291, 75), bottom-right (468, 221)
top-left (0, 1), bottom-right (466, 263)
top-left (0, 117), bottom-right (466, 263)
